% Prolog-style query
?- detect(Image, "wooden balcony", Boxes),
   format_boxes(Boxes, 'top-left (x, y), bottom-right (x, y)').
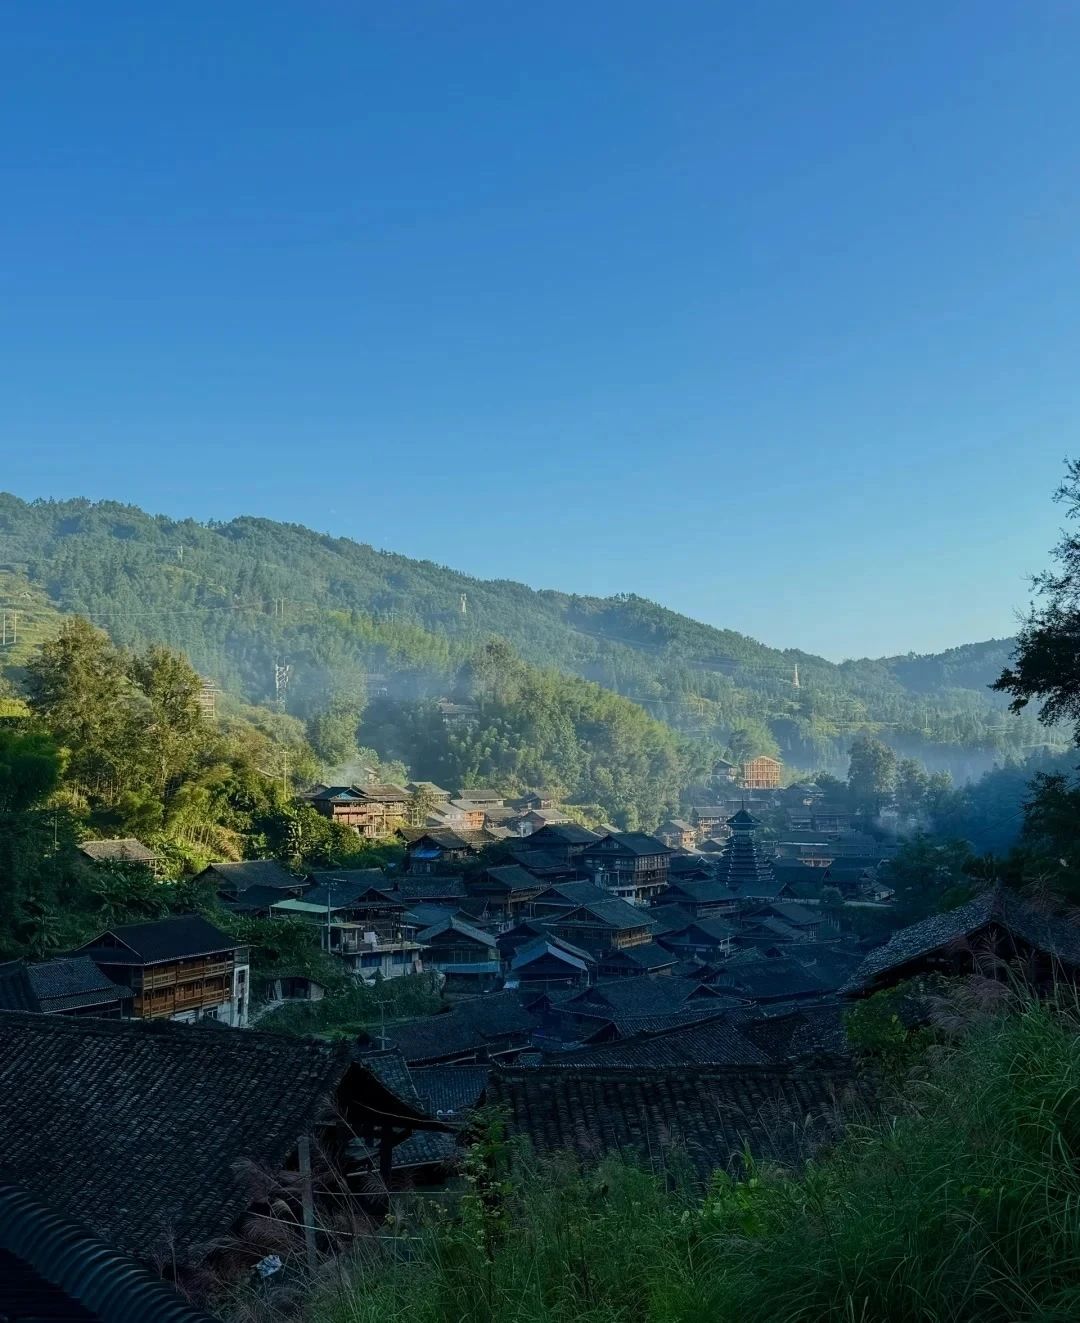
top-left (133, 983), bottom-right (230, 1019)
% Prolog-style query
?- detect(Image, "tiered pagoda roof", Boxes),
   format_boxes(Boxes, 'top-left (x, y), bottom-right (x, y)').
top-left (715, 809), bottom-right (777, 891)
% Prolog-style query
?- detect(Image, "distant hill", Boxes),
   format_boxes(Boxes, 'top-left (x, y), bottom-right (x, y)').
top-left (0, 494), bottom-right (1056, 778)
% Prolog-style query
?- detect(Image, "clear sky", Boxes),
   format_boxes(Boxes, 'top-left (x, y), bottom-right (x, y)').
top-left (1, 2), bottom-right (1077, 661)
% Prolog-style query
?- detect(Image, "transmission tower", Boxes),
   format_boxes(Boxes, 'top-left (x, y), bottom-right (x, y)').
top-left (274, 660), bottom-right (292, 708)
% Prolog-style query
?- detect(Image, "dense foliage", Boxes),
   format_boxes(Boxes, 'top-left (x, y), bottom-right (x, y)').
top-left (0, 494), bottom-right (1051, 782)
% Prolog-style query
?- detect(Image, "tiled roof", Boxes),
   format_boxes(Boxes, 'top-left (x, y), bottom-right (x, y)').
top-left (608, 1002), bottom-right (747, 1037)
top-left (26, 957), bottom-right (133, 1013)
top-left (0, 1011), bottom-right (366, 1261)
top-left (489, 1063), bottom-right (860, 1177)
top-left (544, 1013), bottom-right (770, 1069)
top-left (525, 823), bottom-right (602, 846)
top-left (304, 872), bottom-right (397, 910)
top-left (512, 938), bottom-right (590, 974)
top-left (405, 902), bottom-right (460, 929)
top-left (72, 914), bottom-right (238, 966)
top-left (200, 859), bottom-right (302, 892)
top-left (560, 977), bottom-right (728, 1020)
top-left (662, 917), bottom-right (738, 944)
top-left (360, 783), bottom-right (412, 802)
top-left (411, 1063), bottom-right (490, 1117)
top-left (219, 882), bottom-right (297, 914)
top-left (647, 905), bottom-right (696, 936)
top-left (586, 832), bottom-right (672, 857)
top-left (558, 898), bottom-right (654, 931)
top-left (722, 956), bottom-right (832, 1002)
top-left (737, 1003), bottom-right (851, 1063)
top-left (480, 864), bottom-right (545, 893)
top-left (841, 888), bottom-right (1080, 993)
top-left (407, 781), bottom-right (452, 798)
top-left (77, 838), bottom-right (156, 864)
top-left (394, 876), bottom-right (467, 901)
top-left (508, 847), bottom-right (581, 877)
top-left (767, 902), bottom-right (821, 927)
top-left (733, 877), bottom-right (793, 900)
top-left (303, 784), bottom-right (363, 802)
top-left (0, 1183), bottom-right (218, 1323)
top-left (416, 916), bottom-right (498, 948)
top-left (386, 991), bottom-right (540, 1064)
top-left (531, 881), bottom-right (611, 907)
top-left (360, 1049), bottom-right (457, 1169)
top-left (598, 941), bottom-right (678, 971)
top-left (667, 880), bottom-right (740, 905)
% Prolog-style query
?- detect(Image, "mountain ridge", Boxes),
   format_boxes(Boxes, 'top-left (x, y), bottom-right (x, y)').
top-left (0, 493), bottom-right (1049, 778)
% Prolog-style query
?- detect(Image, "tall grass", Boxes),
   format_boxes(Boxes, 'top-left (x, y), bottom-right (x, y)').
top-left (298, 990), bottom-right (1080, 1321)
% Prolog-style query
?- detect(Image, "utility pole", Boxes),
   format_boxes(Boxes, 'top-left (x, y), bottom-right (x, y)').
top-left (0, 610), bottom-right (16, 646)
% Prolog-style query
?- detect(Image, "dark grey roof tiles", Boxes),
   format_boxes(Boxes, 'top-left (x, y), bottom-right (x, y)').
top-left (72, 915), bottom-right (238, 965)
top-left (0, 1011), bottom-right (357, 1261)
top-left (841, 888), bottom-right (1080, 993)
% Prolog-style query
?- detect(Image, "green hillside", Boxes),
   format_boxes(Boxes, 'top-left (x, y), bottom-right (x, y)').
top-left (0, 494), bottom-right (1055, 778)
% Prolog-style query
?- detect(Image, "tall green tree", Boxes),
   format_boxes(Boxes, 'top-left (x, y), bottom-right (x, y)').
top-left (306, 699), bottom-right (362, 769)
top-left (996, 459), bottom-right (1080, 737)
top-left (24, 617), bottom-right (142, 804)
top-left (127, 644), bottom-right (206, 798)
top-left (847, 733), bottom-right (897, 815)
top-left (895, 758), bottom-right (930, 816)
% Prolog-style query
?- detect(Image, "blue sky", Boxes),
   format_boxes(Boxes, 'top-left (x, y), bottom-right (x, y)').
top-left (1, 2), bottom-right (1076, 661)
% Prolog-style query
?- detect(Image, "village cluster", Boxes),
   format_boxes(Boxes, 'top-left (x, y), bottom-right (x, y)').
top-left (3, 761), bottom-right (1079, 1312)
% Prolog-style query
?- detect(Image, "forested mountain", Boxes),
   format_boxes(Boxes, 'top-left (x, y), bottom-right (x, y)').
top-left (0, 494), bottom-right (1055, 785)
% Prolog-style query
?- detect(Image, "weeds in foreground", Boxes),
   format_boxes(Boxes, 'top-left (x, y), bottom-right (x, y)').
top-left (292, 992), bottom-right (1080, 1322)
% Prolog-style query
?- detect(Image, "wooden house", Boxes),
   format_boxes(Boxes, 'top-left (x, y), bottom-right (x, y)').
top-left (515, 822), bottom-right (601, 864)
top-left (654, 916), bottom-right (739, 960)
top-left (403, 828), bottom-right (492, 873)
top-left (507, 936), bottom-right (593, 992)
top-left (658, 878), bottom-right (740, 919)
top-left (546, 896), bottom-right (656, 955)
top-left (455, 787), bottom-right (504, 806)
top-left (71, 915), bottom-right (250, 1027)
top-left (467, 864), bottom-right (545, 919)
top-left (407, 781), bottom-right (453, 801)
top-left (448, 799), bottom-right (488, 830)
top-left (272, 873), bottom-right (424, 982)
top-left (416, 917), bottom-right (501, 992)
top-left (300, 784), bottom-right (370, 829)
top-left (595, 940), bottom-right (678, 978)
top-left (580, 832), bottom-right (673, 906)
top-left (740, 755), bottom-right (783, 791)
top-left (657, 819), bottom-right (697, 851)
top-left (690, 805), bottom-right (728, 838)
